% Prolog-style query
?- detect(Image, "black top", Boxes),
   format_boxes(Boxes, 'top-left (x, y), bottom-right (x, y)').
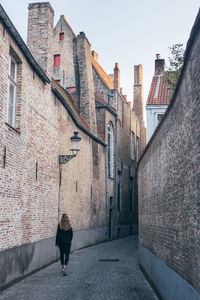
top-left (56, 224), bottom-right (73, 246)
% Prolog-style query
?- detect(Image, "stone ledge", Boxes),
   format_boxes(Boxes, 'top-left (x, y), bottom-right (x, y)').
top-left (139, 244), bottom-right (200, 300)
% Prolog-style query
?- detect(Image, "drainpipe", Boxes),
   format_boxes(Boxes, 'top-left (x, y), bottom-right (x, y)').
top-left (114, 114), bottom-right (118, 207)
top-left (105, 147), bottom-right (108, 208)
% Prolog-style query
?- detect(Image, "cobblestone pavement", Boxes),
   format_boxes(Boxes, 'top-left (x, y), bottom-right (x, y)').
top-left (0, 236), bottom-right (158, 300)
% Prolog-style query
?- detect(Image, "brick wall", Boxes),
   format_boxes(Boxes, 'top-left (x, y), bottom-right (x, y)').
top-left (0, 20), bottom-right (59, 251)
top-left (58, 102), bottom-right (107, 232)
top-left (27, 2), bottom-right (54, 78)
top-left (52, 16), bottom-right (76, 88)
top-left (74, 32), bottom-right (97, 135)
top-left (138, 21), bottom-right (200, 294)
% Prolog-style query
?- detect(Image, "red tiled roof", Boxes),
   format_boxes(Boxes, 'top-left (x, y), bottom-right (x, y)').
top-left (91, 56), bottom-right (114, 90)
top-left (146, 74), bottom-right (172, 105)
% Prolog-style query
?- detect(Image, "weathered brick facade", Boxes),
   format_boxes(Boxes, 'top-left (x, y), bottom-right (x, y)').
top-left (138, 11), bottom-right (200, 298)
top-left (53, 15), bottom-right (76, 88)
top-left (0, 2), bottom-right (146, 289)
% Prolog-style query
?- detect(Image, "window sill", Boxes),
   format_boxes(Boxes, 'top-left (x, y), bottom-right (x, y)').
top-left (5, 122), bottom-right (21, 134)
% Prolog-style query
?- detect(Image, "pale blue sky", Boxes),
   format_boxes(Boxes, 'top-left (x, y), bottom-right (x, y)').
top-left (1, 0), bottom-right (199, 108)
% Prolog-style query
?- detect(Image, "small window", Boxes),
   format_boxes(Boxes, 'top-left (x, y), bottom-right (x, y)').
top-left (157, 113), bottom-right (163, 125)
top-left (7, 56), bottom-right (17, 127)
top-left (131, 132), bottom-right (135, 160)
top-left (54, 54), bottom-right (60, 67)
top-left (60, 32), bottom-right (64, 40)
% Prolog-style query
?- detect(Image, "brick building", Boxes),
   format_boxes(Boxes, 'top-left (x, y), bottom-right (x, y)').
top-left (138, 10), bottom-right (200, 299)
top-left (0, 2), bottom-right (146, 289)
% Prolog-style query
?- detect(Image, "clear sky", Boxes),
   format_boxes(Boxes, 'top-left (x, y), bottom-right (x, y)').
top-left (1, 0), bottom-right (199, 111)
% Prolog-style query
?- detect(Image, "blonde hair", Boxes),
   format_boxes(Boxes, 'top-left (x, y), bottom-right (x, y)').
top-left (60, 214), bottom-right (71, 231)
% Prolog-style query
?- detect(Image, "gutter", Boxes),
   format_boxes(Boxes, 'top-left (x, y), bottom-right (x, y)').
top-left (105, 147), bottom-right (108, 208)
top-left (96, 104), bottom-right (118, 117)
top-left (52, 87), bottom-right (106, 146)
top-left (114, 115), bottom-right (118, 207)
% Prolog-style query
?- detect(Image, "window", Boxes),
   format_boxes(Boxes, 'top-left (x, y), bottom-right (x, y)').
top-left (108, 121), bottom-right (114, 178)
top-left (7, 56), bottom-right (17, 127)
top-left (157, 113), bottom-right (164, 125)
top-left (131, 132), bottom-right (135, 160)
top-left (54, 54), bottom-right (60, 67)
top-left (136, 136), bottom-right (139, 162)
top-left (60, 32), bottom-right (64, 40)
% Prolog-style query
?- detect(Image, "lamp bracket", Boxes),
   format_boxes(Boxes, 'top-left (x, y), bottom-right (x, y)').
top-left (59, 154), bottom-right (76, 165)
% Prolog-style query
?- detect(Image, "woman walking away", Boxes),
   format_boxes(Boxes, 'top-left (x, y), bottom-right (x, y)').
top-left (56, 214), bottom-right (73, 276)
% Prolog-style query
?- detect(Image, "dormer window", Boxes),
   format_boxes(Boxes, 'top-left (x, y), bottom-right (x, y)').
top-left (60, 32), bottom-right (64, 40)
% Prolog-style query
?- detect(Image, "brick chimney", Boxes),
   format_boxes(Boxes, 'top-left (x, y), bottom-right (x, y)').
top-left (133, 64), bottom-right (144, 123)
top-left (155, 54), bottom-right (165, 75)
top-left (73, 32), bottom-right (97, 135)
top-left (27, 2), bottom-right (54, 77)
top-left (114, 63), bottom-right (120, 90)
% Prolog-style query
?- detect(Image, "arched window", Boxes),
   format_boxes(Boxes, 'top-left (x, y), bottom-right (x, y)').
top-left (108, 121), bottom-right (114, 178)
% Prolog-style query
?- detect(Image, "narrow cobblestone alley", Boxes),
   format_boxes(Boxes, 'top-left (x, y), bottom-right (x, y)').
top-left (0, 236), bottom-right (158, 300)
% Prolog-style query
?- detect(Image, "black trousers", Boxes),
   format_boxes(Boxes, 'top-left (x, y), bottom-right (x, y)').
top-left (59, 243), bottom-right (71, 266)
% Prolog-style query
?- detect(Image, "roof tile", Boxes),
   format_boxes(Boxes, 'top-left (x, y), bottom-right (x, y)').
top-left (146, 74), bottom-right (172, 105)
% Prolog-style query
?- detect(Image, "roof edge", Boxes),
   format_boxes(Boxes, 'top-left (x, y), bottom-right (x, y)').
top-left (52, 87), bottom-right (106, 146)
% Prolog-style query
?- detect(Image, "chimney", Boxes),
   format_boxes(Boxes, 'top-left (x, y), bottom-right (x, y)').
top-left (133, 64), bottom-right (144, 123)
top-left (27, 2), bottom-right (54, 77)
top-left (73, 32), bottom-right (97, 135)
top-left (155, 54), bottom-right (165, 75)
top-left (114, 63), bottom-right (120, 90)
top-left (91, 50), bottom-right (99, 62)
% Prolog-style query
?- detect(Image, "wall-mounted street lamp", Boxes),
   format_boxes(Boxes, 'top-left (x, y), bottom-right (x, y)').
top-left (59, 131), bottom-right (81, 164)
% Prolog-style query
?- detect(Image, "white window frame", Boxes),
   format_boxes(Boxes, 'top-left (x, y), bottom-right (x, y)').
top-left (131, 131), bottom-right (135, 160)
top-left (7, 56), bottom-right (17, 127)
top-left (108, 121), bottom-right (114, 178)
